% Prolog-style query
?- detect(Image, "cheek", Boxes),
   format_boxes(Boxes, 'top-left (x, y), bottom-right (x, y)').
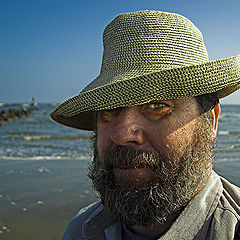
top-left (97, 124), bottom-right (112, 159)
top-left (164, 118), bottom-right (198, 156)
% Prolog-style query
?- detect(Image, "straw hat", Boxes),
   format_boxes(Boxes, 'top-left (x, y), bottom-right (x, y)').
top-left (50, 10), bottom-right (240, 131)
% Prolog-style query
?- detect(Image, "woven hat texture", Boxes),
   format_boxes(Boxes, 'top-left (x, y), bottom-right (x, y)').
top-left (51, 10), bottom-right (240, 131)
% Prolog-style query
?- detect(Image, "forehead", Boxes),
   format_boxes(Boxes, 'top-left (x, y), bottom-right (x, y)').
top-left (149, 97), bottom-right (197, 105)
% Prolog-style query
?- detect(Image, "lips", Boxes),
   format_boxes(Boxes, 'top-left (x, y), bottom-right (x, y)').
top-left (116, 164), bottom-right (136, 170)
top-left (113, 165), bottom-right (155, 187)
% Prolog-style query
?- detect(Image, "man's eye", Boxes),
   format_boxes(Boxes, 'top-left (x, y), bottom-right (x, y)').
top-left (148, 103), bottom-right (166, 110)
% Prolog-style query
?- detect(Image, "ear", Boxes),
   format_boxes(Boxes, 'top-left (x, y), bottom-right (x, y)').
top-left (211, 103), bottom-right (221, 140)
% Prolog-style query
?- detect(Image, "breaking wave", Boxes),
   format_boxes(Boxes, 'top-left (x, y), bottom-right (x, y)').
top-left (0, 154), bottom-right (92, 161)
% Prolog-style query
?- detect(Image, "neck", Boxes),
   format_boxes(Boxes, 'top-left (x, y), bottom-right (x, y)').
top-left (127, 171), bottom-right (212, 238)
top-left (128, 210), bottom-right (182, 238)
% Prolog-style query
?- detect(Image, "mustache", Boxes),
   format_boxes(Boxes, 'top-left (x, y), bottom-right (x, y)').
top-left (100, 145), bottom-right (164, 170)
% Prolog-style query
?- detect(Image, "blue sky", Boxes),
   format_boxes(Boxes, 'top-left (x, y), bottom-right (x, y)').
top-left (0, 0), bottom-right (239, 104)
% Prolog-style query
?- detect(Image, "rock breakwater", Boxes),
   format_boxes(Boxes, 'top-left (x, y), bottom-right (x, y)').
top-left (0, 108), bottom-right (35, 126)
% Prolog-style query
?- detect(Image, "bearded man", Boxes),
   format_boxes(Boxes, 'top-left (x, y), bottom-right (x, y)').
top-left (51, 10), bottom-right (240, 240)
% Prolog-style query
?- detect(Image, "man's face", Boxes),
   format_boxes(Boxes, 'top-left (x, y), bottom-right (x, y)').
top-left (89, 97), bottom-right (214, 226)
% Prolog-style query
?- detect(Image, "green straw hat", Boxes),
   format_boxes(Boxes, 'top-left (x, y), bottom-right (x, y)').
top-left (50, 10), bottom-right (240, 131)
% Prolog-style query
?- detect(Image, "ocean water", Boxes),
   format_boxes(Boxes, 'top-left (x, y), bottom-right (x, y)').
top-left (0, 103), bottom-right (92, 160)
top-left (1, 103), bottom-right (240, 161)
top-left (0, 103), bottom-right (240, 239)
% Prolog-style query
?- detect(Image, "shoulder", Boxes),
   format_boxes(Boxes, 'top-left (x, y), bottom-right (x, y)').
top-left (76, 201), bottom-right (103, 219)
top-left (61, 202), bottom-right (103, 240)
top-left (211, 174), bottom-right (240, 239)
top-left (219, 176), bottom-right (240, 218)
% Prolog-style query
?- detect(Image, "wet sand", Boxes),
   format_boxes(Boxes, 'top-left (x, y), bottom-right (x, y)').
top-left (0, 159), bottom-right (95, 240)
top-left (0, 158), bottom-right (239, 240)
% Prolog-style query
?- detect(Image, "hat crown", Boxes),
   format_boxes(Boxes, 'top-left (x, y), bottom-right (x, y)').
top-left (51, 10), bottom-right (240, 131)
top-left (83, 10), bottom-right (209, 91)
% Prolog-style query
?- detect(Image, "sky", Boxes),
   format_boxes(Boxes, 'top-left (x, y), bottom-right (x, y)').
top-left (0, 0), bottom-right (239, 104)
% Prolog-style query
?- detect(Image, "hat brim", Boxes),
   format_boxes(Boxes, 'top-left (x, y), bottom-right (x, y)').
top-left (50, 55), bottom-right (240, 131)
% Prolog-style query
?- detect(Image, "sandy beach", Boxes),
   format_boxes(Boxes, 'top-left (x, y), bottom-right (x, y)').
top-left (0, 159), bottom-right (95, 240)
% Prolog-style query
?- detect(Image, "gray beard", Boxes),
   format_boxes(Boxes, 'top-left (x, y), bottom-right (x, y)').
top-left (88, 117), bottom-right (214, 226)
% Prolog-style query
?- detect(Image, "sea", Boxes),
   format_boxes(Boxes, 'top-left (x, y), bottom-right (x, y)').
top-left (0, 103), bottom-right (240, 240)
top-left (0, 103), bottom-right (92, 160)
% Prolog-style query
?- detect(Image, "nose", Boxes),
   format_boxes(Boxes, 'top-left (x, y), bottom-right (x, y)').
top-left (110, 107), bottom-right (144, 146)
